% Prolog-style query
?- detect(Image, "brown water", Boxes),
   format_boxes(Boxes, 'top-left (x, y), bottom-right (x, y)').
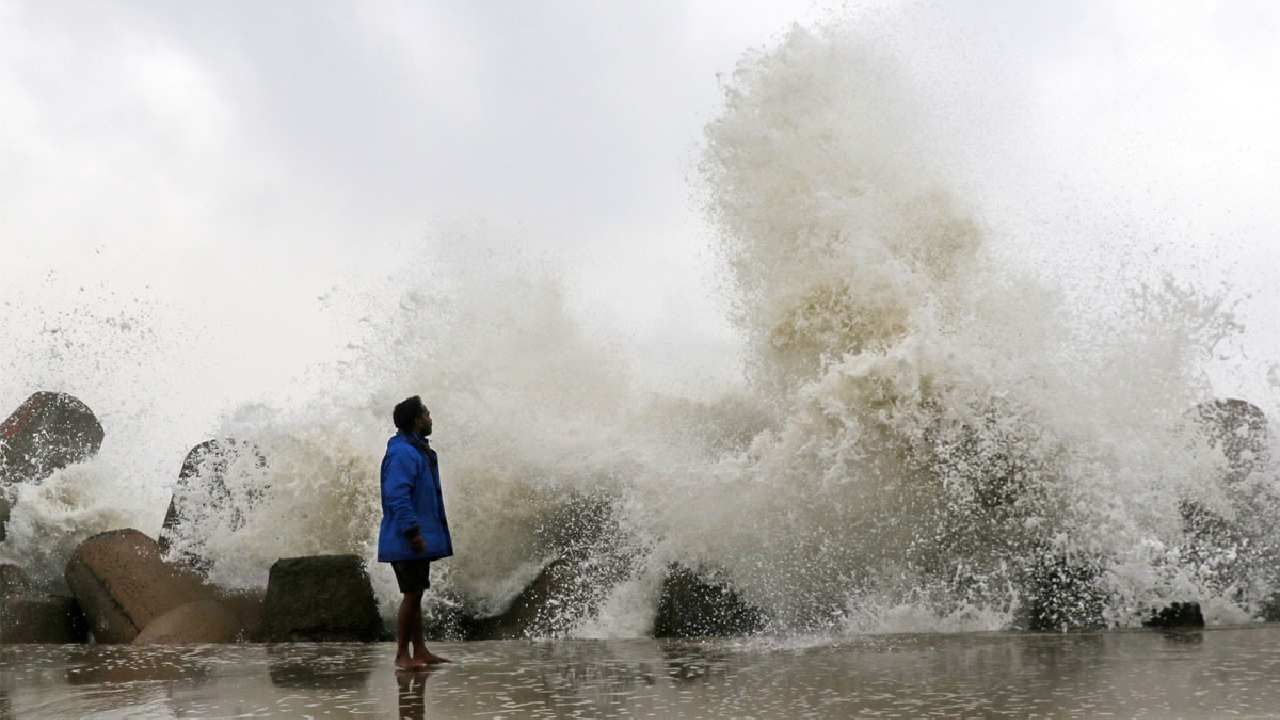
top-left (4, 627), bottom-right (1280, 718)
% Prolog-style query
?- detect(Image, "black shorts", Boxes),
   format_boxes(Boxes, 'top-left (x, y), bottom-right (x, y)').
top-left (391, 559), bottom-right (431, 594)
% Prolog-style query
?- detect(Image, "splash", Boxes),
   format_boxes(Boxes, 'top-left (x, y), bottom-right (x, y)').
top-left (4, 20), bottom-right (1276, 638)
top-left (688, 23), bottom-right (1275, 631)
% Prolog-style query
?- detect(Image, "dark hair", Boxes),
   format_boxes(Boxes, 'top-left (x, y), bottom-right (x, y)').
top-left (393, 395), bottom-right (426, 432)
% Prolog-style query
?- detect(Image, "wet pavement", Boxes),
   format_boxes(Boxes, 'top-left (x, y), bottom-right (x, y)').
top-left (5, 627), bottom-right (1280, 718)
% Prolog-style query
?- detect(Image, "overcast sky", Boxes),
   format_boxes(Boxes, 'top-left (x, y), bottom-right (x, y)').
top-left (3, 1), bottom-right (1279, 434)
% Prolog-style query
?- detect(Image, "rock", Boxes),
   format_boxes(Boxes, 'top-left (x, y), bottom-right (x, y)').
top-left (419, 589), bottom-right (475, 642)
top-left (463, 558), bottom-right (577, 640)
top-left (0, 563), bottom-right (31, 597)
top-left (64, 529), bottom-right (208, 644)
top-left (462, 494), bottom-right (639, 640)
top-left (1020, 553), bottom-right (1108, 632)
top-left (0, 391), bottom-right (105, 486)
top-left (1192, 399), bottom-right (1269, 484)
top-left (653, 565), bottom-right (767, 638)
top-left (1179, 400), bottom-right (1274, 602)
top-left (214, 587), bottom-right (266, 642)
top-left (134, 599), bottom-right (241, 645)
top-left (261, 555), bottom-right (385, 642)
top-left (0, 392), bottom-right (105, 541)
top-left (158, 438), bottom-right (269, 563)
top-left (1143, 602), bottom-right (1205, 629)
top-left (1, 595), bottom-right (88, 643)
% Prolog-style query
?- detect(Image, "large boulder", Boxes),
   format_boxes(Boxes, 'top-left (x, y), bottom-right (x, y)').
top-left (0, 391), bottom-right (105, 541)
top-left (64, 529), bottom-right (208, 643)
top-left (1, 562), bottom-right (87, 643)
top-left (0, 391), bottom-right (105, 484)
top-left (1192, 399), bottom-right (1269, 482)
top-left (261, 555), bottom-right (385, 642)
top-left (0, 563), bottom-right (31, 597)
top-left (1179, 400), bottom-right (1275, 607)
top-left (463, 494), bottom-right (639, 640)
top-left (158, 438), bottom-right (269, 564)
top-left (214, 587), bottom-right (266, 642)
top-left (1143, 602), bottom-right (1205, 629)
top-left (134, 599), bottom-right (241, 645)
top-left (1019, 552), bottom-right (1108, 632)
top-left (420, 589), bottom-right (478, 641)
top-left (462, 558), bottom-right (578, 640)
top-left (653, 564), bottom-right (767, 638)
top-left (1, 595), bottom-right (88, 644)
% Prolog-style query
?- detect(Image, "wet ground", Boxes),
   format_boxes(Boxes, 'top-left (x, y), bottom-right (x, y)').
top-left (4, 626), bottom-right (1280, 718)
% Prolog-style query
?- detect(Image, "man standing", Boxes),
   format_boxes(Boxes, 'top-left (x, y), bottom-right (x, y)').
top-left (380, 395), bottom-right (453, 669)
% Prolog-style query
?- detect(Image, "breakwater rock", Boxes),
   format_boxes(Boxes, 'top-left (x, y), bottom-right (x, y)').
top-left (0, 391), bottom-right (105, 541)
top-left (654, 564), bottom-right (768, 638)
top-left (448, 494), bottom-right (639, 640)
top-left (1144, 602), bottom-right (1206, 629)
top-left (261, 555), bottom-right (386, 642)
top-left (1, 562), bottom-right (88, 644)
top-left (134, 599), bottom-right (242, 645)
top-left (64, 529), bottom-right (209, 643)
top-left (158, 438), bottom-right (269, 568)
top-left (1, 595), bottom-right (88, 644)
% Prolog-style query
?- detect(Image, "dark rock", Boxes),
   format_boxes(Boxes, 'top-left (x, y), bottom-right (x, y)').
top-left (1192, 399), bottom-right (1269, 483)
top-left (1179, 400), bottom-right (1275, 605)
top-left (261, 555), bottom-right (385, 642)
top-left (1143, 602), bottom-right (1205, 629)
top-left (462, 558), bottom-right (578, 640)
top-left (158, 438), bottom-right (268, 564)
top-left (1020, 553), bottom-right (1108, 632)
top-left (419, 589), bottom-right (476, 642)
top-left (0, 494), bottom-right (10, 543)
top-left (64, 529), bottom-right (208, 644)
top-left (134, 599), bottom-right (241, 645)
top-left (213, 587), bottom-right (266, 642)
top-left (0, 563), bottom-right (31, 597)
top-left (653, 565), bottom-right (767, 638)
top-left (0, 392), bottom-right (105, 541)
top-left (0, 391), bottom-right (105, 484)
top-left (1, 595), bottom-right (88, 644)
top-left (1262, 595), bottom-right (1280, 623)
top-left (462, 494), bottom-right (639, 640)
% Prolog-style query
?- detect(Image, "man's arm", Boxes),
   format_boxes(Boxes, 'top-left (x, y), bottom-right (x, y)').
top-left (384, 450), bottom-right (424, 552)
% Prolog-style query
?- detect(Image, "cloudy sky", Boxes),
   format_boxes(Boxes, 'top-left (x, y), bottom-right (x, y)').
top-left (3, 1), bottom-right (1280, 433)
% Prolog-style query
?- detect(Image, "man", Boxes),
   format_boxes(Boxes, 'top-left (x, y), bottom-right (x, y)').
top-left (380, 395), bottom-right (453, 669)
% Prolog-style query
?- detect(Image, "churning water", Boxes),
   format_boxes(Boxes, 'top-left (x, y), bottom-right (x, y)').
top-left (3, 19), bottom-right (1278, 642)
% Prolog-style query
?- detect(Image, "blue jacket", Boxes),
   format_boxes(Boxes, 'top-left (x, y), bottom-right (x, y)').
top-left (378, 433), bottom-right (453, 563)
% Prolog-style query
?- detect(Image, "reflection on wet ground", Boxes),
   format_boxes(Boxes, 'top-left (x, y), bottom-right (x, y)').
top-left (4, 626), bottom-right (1280, 718)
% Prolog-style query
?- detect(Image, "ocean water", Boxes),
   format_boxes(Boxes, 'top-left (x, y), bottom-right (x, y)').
top-left (6, 628), bottom-right (1280, 719)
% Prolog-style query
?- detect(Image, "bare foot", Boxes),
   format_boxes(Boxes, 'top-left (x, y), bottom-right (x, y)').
top-left (395, 655), bottom-right (428, 671)
top-left (417, 652), bottom-right (452, 665)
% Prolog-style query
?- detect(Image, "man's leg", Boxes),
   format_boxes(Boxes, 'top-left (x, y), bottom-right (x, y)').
top-left (410, 593), bottom-right (428, 659)
top-left (409, 592), bottom-right (451, 664)
top-left (396, 591), bottom-right (425, 669)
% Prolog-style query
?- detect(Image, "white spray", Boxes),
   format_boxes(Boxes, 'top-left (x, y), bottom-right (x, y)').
top-left (3, 20), bottom-right (1275, 637)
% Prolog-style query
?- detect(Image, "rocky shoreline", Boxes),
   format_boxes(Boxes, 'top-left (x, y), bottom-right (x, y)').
top-left (3, 390), bottom-right (1258, 645)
